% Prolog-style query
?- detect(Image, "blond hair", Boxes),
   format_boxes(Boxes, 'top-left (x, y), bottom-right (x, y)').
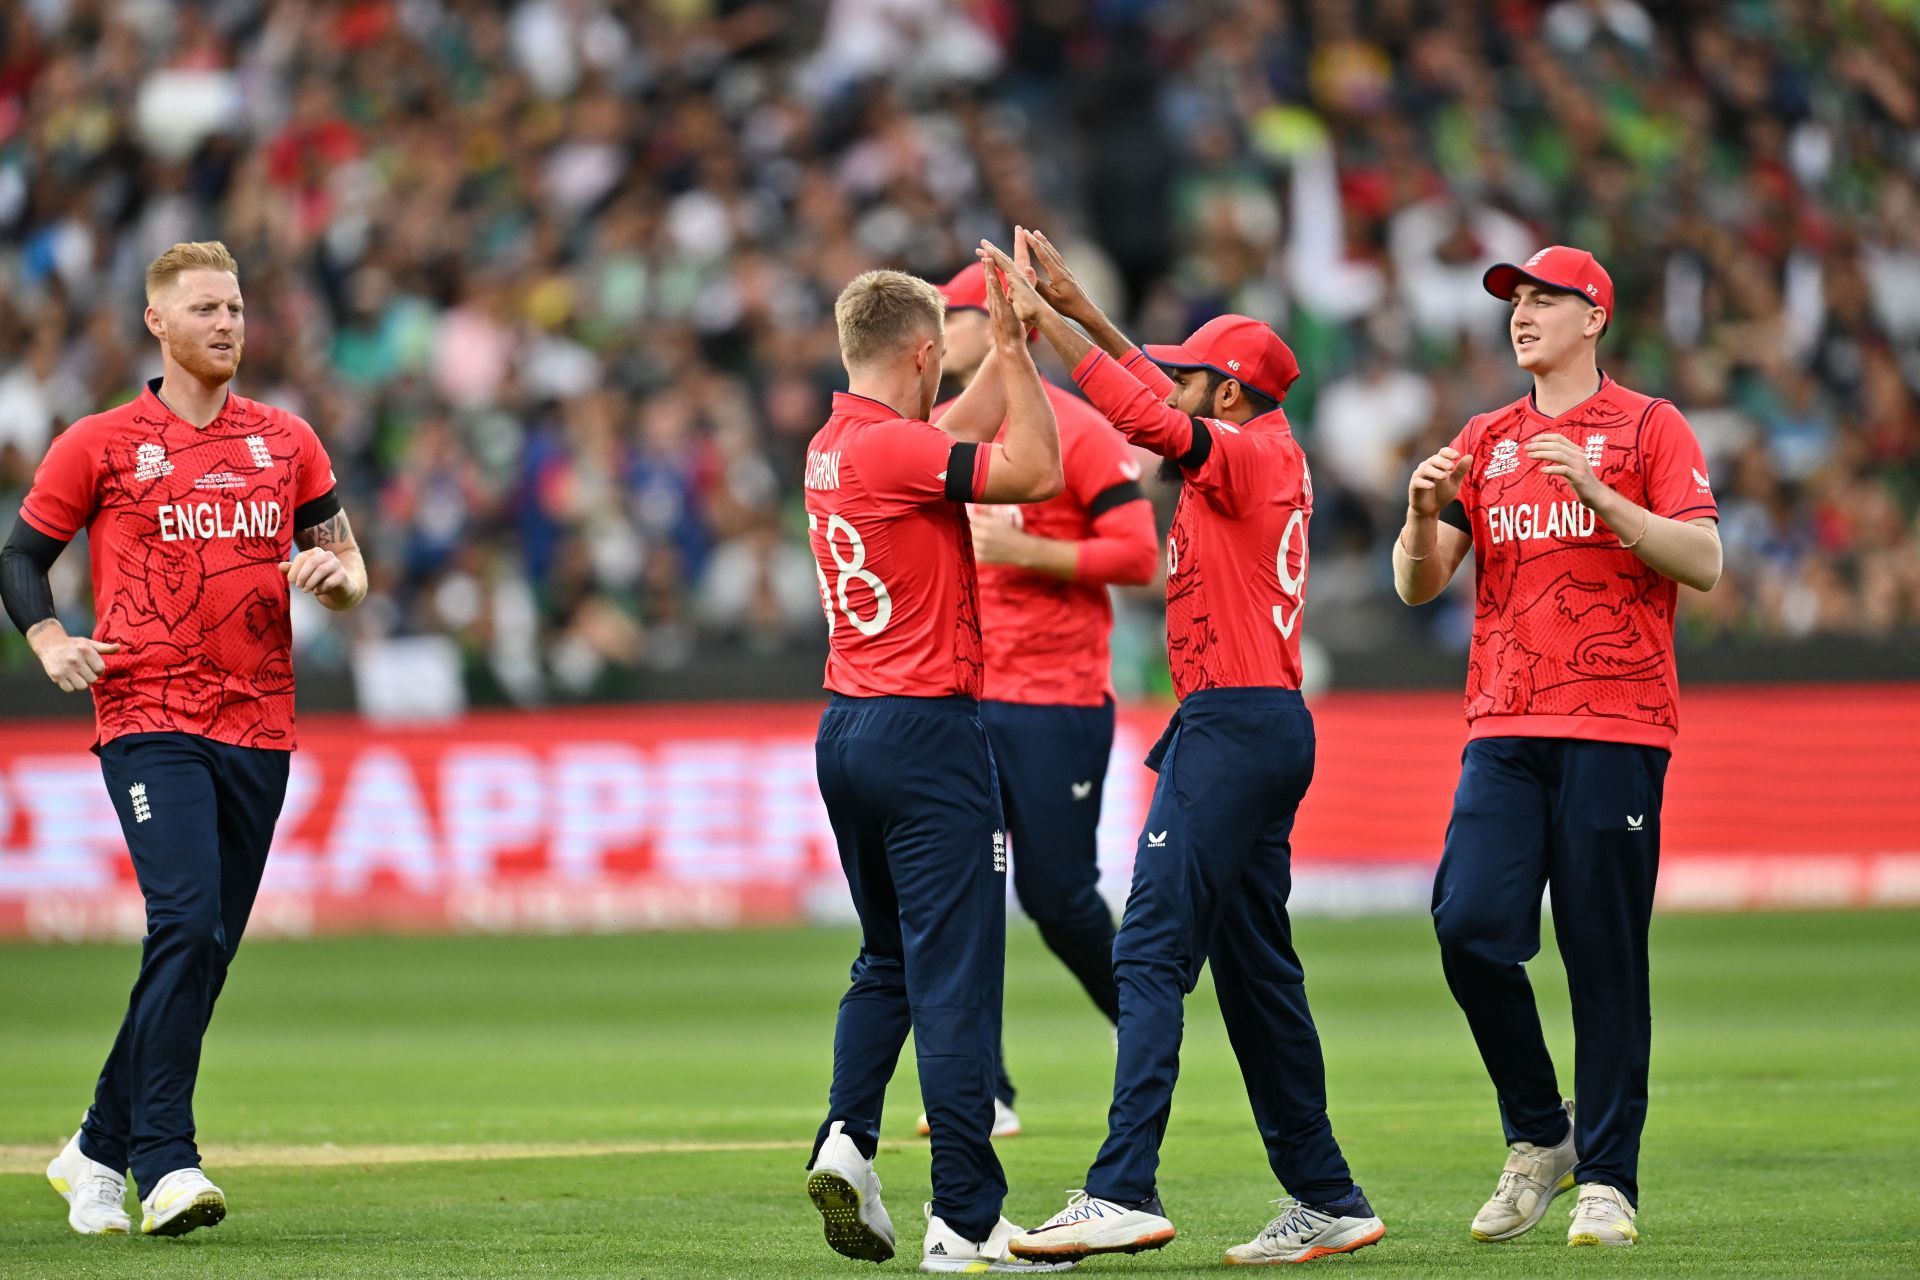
top-left (146, 241), bottom-right (239, 301)
top-left (834, 269), bottom-right (943, 368)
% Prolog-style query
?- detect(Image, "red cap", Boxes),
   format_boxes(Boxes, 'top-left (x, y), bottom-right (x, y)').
top-left (938, 263), bottom-right (989, 313)
top-left (1482, 246), bottom-right (1613, 320)
top-left (1143, 314), bottom-right (1300, 406)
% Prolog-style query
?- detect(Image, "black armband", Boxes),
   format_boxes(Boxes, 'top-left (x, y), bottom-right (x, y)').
top-left (1, 516), bottom-right (68, 635)
top-left (293, 487), bottom-right (343, 532)
top-left (945, 443), bottom-right (980, 503)
top-left (1177, 418), bottom-right (1213, 470)
top-left (1439, 499), bottom-right (1472, 537)
top-left (1086, 479), bottom-right (1146, 518)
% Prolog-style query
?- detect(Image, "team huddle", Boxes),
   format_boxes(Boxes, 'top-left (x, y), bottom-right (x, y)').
top-left (799, 234), bottom-right (1719, 1271)
top-left (1, 232), bottom-right (1718, 1263)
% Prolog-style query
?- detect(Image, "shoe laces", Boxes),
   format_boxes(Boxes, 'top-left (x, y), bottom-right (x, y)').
top-left (1260, 1198), bottom-right (1319, 1241)
top-left (81, 1170), bottom-right (124, 1211)
top-left (1570, 1189), bottom-right (1621, 1220)
top-left (1490, 1169), bottom-right (1530, 1206)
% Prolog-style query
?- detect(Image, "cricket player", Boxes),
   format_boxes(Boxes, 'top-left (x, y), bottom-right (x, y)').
top-left (1, 242), bottom-right (367, 1237)
top-left (911, 262), bottom-right (1158, 1141)
top-left (801, 266), bottom-right (1070, 1273)
top-left (980, 232), bottom-right (1386, 1267)
top-left (1393, 246), bottom-right (1722, 1247)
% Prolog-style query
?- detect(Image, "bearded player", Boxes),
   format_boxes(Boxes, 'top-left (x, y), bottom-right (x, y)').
top-left (1, 242), bottom-right (367, 1237)
top-left (979, 232), bottom-right (1386, 1267)
top-left (910, 262), bottom-right (1157, 1141)
top-left (1394, 247), bottom-right (1721, 1248)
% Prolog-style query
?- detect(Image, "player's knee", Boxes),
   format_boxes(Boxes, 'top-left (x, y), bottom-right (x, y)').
top-left (1432, 903), bottom-right (1524, 962)
top-left (1023, 882), bottom-right (1109, 934)
top-left (148, 902), bottom-right (224, 961)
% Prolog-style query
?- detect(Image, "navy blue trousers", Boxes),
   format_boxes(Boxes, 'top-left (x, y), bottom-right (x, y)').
top-left (812, 695), bottom-right (1008, 1241)
top-left (1431, 736), bottom-right (1668, 1206)
top-left (79, 732), bottom-right (289, 1198)
top-left (979, 697), bottom-right (1120, 1105)
top-left (1087, 688), bottom-right (1357, 1207)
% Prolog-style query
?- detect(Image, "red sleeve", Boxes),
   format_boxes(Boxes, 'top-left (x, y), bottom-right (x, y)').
top-left (18, 421), bottom-right (100, 540)
top-left (1059, 400), bottom-right (1144, 509)
top-left (1070, 349), bottom-right (1195, 459)
top-left (862, 418), bottom-right (984, 504)
top-left (1641, 401), bottom-right (1717, 521)
top-left (1118, 346), bottom-right (1176, 398)
top-left (1447, 416), bottom-right (1485, 516)
top-left (1075, 499), bottom-right (1159, 584)
top-left (293, 415), bottom-right (338, 507)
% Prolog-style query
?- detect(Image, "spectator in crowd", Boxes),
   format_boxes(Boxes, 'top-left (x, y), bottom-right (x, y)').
top-left (2, 0), bottom-right (1917, 702)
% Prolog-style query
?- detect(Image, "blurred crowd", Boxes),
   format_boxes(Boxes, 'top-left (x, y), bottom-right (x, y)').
top-left (3, 0), bottom-right (1918, 702)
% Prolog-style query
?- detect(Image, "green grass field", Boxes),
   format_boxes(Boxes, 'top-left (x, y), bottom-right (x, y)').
top-left (1, 913), bottom-right (1915, 1278)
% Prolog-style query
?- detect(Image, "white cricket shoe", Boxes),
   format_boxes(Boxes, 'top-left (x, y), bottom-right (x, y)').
top-left (1007, 1190), bottom-right (1175, 1261)
top-left (1567, 1183), bottom-right (1638, 1247)
top-left (1222, 1196), bottom-right (1386, 1265)
top-left (140, 1166), bottom-right (226, 1236)
top-left (1471, 1105), bottom-right (1577, 1242)
top-left (921, 1205), bottom-right (1076, 1273)
top-left (806, 1120), bottom-right (896, 1262)
top-left (46, 1130), bottom-right (130, 1236)
top-left (915, 1098), bottom-right (1022, 1139)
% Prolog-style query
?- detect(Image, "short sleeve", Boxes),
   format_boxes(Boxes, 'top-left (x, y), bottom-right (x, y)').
top-left (1641, 402), bottom-right (1717, 522)
top-left (293, 415), bottom-right (338, 508)
top-left (17, 421), bottom-right (99, 540)
top-left (861, 418), bottom-right (982, 505)
top-left (1446, 416), bottom-right (1485, 515)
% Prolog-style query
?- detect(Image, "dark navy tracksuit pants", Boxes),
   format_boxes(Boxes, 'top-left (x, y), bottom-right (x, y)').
top-left (812, 695), bottom-right (1008, 1241)
top-left (979, 698), bottom-right (1120, 1105)
top-left (79, 732), bottom-right (290, 1198)
top-left (1087, 688), bottom-right (1358, 1207)
top-left (1431, 736), bottom-right (1668, 1206)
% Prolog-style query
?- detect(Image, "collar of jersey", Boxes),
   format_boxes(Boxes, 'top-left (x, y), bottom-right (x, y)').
top-left (143, 376), bottom-right (235, 431)
top-left (1522, 371), bottom-right (1612, 425)
top-left (832, 390), bottom-right (915, 423)
top-left (1225, 406), bottom-right (1292, 435)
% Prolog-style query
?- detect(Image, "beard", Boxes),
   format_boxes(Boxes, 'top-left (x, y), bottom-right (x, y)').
top-left (170, 333), bottom-right (243, 384)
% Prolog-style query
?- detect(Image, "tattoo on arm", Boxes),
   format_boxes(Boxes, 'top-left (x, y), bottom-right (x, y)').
top-left (295, 510), bottom-right (356, 553)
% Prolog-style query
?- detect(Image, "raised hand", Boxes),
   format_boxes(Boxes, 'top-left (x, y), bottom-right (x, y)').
top-left (1021, 228), bottom-right (1096, 322)
top-left (977, 239), bottom-right (1051, 329)
top-left (1408, 446), bottom-right (1475, 517)
top-left (981, 252), bottom-right (1031, 354)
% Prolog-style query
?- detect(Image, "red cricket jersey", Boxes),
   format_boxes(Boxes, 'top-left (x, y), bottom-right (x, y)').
top-left (805, 391), bottom-right (991, 699)
top-left (932, 381), bottom-right (1155, 707)
top-left (19, 380), bottom-right (338, 750)
top-left (1072, 348), bottom-right (1314, 699)
top-left (1447, 375), bottom-right (1718, 749)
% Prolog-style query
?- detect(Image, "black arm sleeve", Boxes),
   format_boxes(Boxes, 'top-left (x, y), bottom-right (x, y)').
top-left (1086, 479), bottom-right (1146, 518)
top-left (1439, 499), bottom-right (1472, 538)
top-left (1, 516), bottom-right (69, 635)
top-left (944, 442), bottom-right (981, 504)
top-left (1177, 418), bottom-right (1213, 470)
top-left (293, 487), bottom-right (343, 532)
